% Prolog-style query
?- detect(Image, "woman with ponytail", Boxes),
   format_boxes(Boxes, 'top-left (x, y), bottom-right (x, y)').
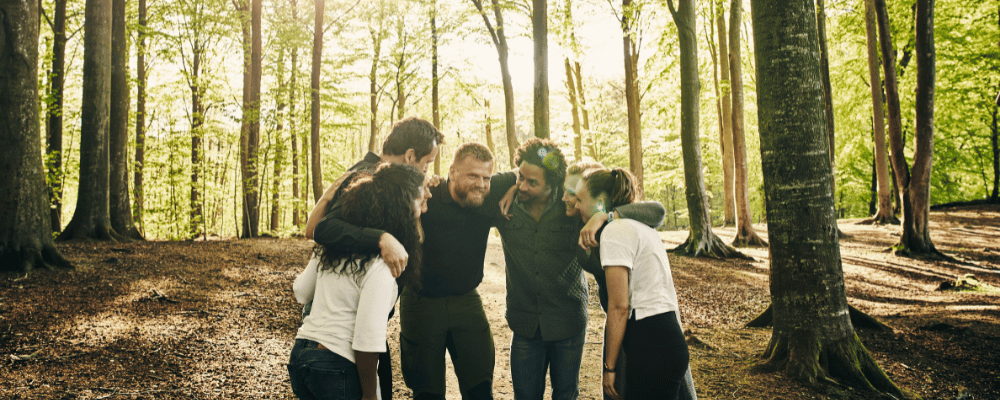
top-left (289, 163), bottom-right (426, 400)
top-left (573, 167), bottom-right (689, 400)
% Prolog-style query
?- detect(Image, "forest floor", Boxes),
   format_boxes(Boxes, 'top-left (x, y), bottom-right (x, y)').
top-left (2, 204), bottom-right (999, 400)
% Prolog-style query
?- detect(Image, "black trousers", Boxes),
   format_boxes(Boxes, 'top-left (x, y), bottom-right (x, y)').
top-left (622, 311), bottom-right (690, 400)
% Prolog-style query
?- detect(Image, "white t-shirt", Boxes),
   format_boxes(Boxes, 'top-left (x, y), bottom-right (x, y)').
top-left (293, 255), bottom-right (399, 363)
top-left (599, 219), bottom-right (680, 320)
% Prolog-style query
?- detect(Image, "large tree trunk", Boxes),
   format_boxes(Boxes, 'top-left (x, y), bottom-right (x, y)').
top-left (874, 0), bottom-right (910, 217)
top-left (243, 0), bottom-right (263, 238)
top-left (310, 0), bottom-right (323, 201)
top-left (46, 0), bottom-right (68, 233)
top-left (59, 0), bottom-right (124, 242)
top-left (533, 0), bottom-right (549, 139)
top-left (471, 0), bottom-right (518, 167)
top-left (0, 0), bottom-right (73, 271)
top-left (565, 58), bottom-right (582, 161)
top-left (860, 0), bottom-right (896, 225)
top-left (109, 0), bottom-right (140, 240)
top-left (896, 0), bottom-right (938, 256)
top-left (729, 0), bottom-right (766, 247)
top-left (750, 0), bottom-right (906, 396)
top-left (668, 0), bottom-right (746, 260)
top-left (623, 0), bottom-right (643, 198)
top-left (715, 0), bottom-right (736, 227)
top-left (135, 0), bottom-right (147, 235)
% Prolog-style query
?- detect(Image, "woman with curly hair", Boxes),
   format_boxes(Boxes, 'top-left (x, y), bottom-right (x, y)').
top-left (573, 167), bottom-right (689, 400)
top-left (289, 163), bottom-right (425, 400)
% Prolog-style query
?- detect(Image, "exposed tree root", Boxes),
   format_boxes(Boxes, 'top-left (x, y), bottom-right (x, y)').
top-left (57, 221), bottom-right (131, 243)
top-left (732, 232), bottom-right (768, 248)
top-left (892, 245), bottom-right (968, 265)
top-left (745, 304), bottom-right (892, 332)
top-left (856, 214), bottom-right (900, 225)
top-left (754, 330), bottom-right (912, 399)
top-left (0, 243), bottom-right (73, 273)
top-left (670, 231), bottom-right (752, 260)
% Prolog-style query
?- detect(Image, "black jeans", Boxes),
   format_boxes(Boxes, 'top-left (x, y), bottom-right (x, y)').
top-left (622, 311), bottom-right (690, 400)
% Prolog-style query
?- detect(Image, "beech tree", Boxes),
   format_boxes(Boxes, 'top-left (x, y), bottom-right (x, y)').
top-left (471, 0), bottom-right (519, 167)
top-left (310, 0), bottom-right (323, 201)
top-left (621, 0), bottom-right (643, 197)
top-left (860, 0), bottom-right (896, 225)
top-left (750, 0), bottom-right (907, 396)
top-left (714, 0), bottom-right (736, 226)
top-left (42, 0), bottom-right (70, 233)
top-left (875, 0), bottom-right (943, 257)
top-left (728, 0), bottom-right (766, 247)
top-left (134, 0), bottom-right (148, 233)
top-left (532, 0), bottom-right (549, 139)
top-left (667, 0), bottom-right (744, 259)
top-left (0, 0), bottom-right (73, 271)
top-left (58, 0), bottom-right (126, 242)
top-left (109, 0), bottom-right (141, 239)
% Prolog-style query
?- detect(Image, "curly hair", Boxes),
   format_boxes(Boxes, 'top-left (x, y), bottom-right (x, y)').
top-left (514, 138), bottom-right (567, 191)
top-left (313, 163), bottom-right (424, 290)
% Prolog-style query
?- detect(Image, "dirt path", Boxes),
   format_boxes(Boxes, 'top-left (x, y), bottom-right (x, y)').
top-left (2, 205), bottom-right (998, 399)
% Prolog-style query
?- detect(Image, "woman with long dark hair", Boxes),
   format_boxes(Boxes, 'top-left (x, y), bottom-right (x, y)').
top-left (289, 163), bottom-right (425, 400)
top-left (573, 168), bottom-right (689, 400)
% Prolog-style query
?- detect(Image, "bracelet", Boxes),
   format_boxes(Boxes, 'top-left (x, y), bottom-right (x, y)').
top-left (603, 362), bottom-right (615, 373)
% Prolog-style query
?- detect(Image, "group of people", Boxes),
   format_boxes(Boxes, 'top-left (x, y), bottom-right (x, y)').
top-left (287, 117), bottom-right (694, 400)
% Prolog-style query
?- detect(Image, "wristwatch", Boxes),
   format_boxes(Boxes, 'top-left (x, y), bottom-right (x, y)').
top-left (607, 211), bottom-right (616, 223)
top-left (603, 362), bottom-right (615, 373)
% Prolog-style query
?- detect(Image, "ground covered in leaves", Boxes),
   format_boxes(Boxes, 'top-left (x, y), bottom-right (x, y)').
top-left (3, 205), bottom-right (999, 399)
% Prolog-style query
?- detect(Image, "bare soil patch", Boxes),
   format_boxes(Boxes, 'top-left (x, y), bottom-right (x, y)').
top-left (2, 205), bottom-right (998, 399)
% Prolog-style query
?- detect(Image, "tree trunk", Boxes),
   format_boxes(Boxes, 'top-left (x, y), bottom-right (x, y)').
top-left (575, 62), bottom-right (596, 159)
top-left (668, 0), bottom-right (747, 260)
top-left (432, 7), bottom-right (441, 175)
top-left (243, 0), bottom-right (263, 238)
top-left (729, 0), bottom-right (766, 247)
top-left (750, 2), bottom-right (907, 396)
top-left (565, 58), bottom-right (582, 161)
top-left (533, 0), bottom-right (549, 139)
top-left (715, 0), bottom-right (736, 227)
top-left (290, 21), bottom-right (301, 226)
top-left (623, 0), bottom-right (643, 198)
top-left (368, 30), bottom-right (383, 153)
top-left (485, 100), bottom-right (496, 154)
top-left (816, 0), bottom-right (837, 203)
top-left (897, 0), bottom-right (938, 256)
top-left (190, 45), bottom-right (206, 239)
top-left (0, 0), bottom-right (73, 271)
top-left (46, 0), bottom-right (68, 233)
top-left (874, 0), bottom-right (910, 217)
top-left (471, 0), bottom-right (518, 167)
top-left (59, 0), bottom-right (124, 242)
top-left (109, 0), bottom-right (139, 240)
top-left (135, 0), bottom-right (147, 235)
top-left (992, 103), bottom-right (999, 203)
top-left (272, 49), bottom-right (286, 233)
top-left (310, 0), bottom-right (324, 201)
top-left (860, 0), bottom-right (896, 225)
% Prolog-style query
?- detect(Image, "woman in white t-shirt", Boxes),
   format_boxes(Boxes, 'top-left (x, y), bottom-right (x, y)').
top-left (289, 163), bottom-right (425, 400)
top-left (573, 168), bottom-right (689, 400)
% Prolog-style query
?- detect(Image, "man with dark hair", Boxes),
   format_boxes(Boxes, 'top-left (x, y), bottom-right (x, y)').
top-left (303, 116), bottom-right (443, 400)
top-left (315, 142), bottom-right (517, 400)
top-left (496, 138), bottom-right (665, 400)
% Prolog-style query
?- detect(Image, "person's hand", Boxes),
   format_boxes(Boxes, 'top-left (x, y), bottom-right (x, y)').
top-left (603, 371), bottom-right (621, 400)
top-left (579, 211), bottom-right (609, 249)
top-left (499, 185), bottom-right (518, 220)
top-left (320, 181), bottom-right (340, 202)
top-left (379, 233), bottom-right (408, 278)
top-left (427, 175), bottom-right (443, 188)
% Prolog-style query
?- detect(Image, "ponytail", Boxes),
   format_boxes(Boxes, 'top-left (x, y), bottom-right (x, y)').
top-left (584, 167), bottom-right (638, 210)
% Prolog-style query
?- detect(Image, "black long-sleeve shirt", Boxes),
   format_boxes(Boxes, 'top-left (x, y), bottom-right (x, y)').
top-left (313, 172), bottom-right (517, 297)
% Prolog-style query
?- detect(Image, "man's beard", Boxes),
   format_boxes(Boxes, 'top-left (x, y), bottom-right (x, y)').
top-left (455, 186), bottom-right (488, 208)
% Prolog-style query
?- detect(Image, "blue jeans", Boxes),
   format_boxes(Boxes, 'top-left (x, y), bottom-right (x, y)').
top-left (510, 327), bottom-right (586, 400)
top-left (288, 339), bottom-right (362, 400)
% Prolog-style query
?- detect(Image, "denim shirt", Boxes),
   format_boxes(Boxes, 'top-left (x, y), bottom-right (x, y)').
top-left (496, 193), bottom-right (665, 341)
